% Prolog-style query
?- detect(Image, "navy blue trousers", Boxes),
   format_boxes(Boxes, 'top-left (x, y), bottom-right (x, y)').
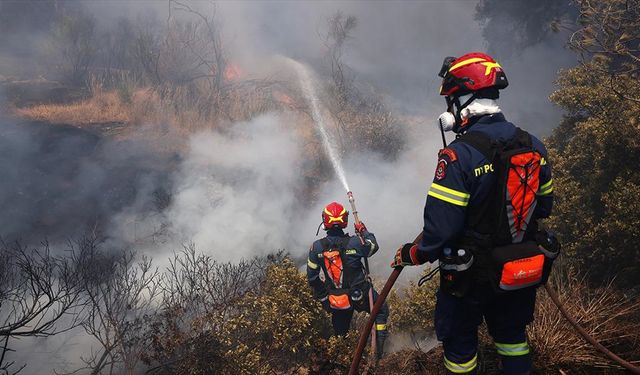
top-left (435, 286), bottom-right (536, 374)
top-left (331, 289), bottom-right (388, 335)
top-left (331, 289), bottom-right (389, 358)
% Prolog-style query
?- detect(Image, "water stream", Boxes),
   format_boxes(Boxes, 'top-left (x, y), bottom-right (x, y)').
top-left (290, 59), bottom-right (351, 192)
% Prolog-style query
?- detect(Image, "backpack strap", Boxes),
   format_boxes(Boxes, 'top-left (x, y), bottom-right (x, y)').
top-left (321, 236), bottom-right (350, 251)
top-left (339, 236), bottom-right (351, 250)
top-left (456, 127), bottom-right (533, 159)
top-left (320, 237), bottom-right (332, 251)
top-left (455, 131), bottom-right (496, 161)
top-left (511, 127), bottom-right (533, 150)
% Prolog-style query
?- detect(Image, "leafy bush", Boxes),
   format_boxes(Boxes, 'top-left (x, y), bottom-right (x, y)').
top-left (141, 250), bottom-right (367, 374)
top-left (546, 58), bottom-right (640, 289)
top-left (544, 0), bottom-right (640, 289)
top-left (221, 258), bottom-right (331, 373)
top-left (387, 270), bottom-right (437, 350)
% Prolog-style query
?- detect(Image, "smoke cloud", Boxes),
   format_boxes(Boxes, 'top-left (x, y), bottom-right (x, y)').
top-left (108, 114), bottom-right (306, 263)
top-left (0, 118), bottom-right (173, 244)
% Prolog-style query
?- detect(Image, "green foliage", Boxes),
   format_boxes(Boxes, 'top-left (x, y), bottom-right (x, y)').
top-left (547, 57), bottom-right (640, 288)
top-left (222, 258), bottom-right (331, 374)
top-left (141, 253), bottom-right (368, 374)
top-left (387, 271), bottom-right (437, 339)
top-left (569, 0), bottom-right (640, 79)
top-left (542, 0), bottom-right (640, 289)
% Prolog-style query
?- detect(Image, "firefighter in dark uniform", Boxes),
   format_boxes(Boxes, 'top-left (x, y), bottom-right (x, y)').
top-left (307, 201), bottom-right (389, 359)
top-left (391, 52), bottom-right (557, 374)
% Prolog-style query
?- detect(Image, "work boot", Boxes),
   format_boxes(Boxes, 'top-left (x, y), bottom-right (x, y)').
top-left (376, 329), bottom-right (388, 360)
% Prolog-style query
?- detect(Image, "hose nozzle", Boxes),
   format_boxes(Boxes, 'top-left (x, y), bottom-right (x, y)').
top-left (346, 191), bottom-right (357, 218)
top-left (346, 191), bottom-right (364, 244)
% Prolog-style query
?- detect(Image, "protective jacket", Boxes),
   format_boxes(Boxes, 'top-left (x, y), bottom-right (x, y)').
top-left (415, 113), bottom-right (553, 263)
top-left (424, 113), bottom-right (554, 375)
top-left (306, 228), bottom-right (379, 302)
top-left (307, 228), bottom-right (388, 359)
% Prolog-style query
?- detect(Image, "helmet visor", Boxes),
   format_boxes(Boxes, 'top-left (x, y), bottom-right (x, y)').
top-left (438, 56), bottom-right (456, 78)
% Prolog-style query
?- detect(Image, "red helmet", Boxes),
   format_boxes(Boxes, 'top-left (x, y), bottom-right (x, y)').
top-left (322, 202), bottom-right (348, 230)
top-left (438, 52), bottom-right (508, 97)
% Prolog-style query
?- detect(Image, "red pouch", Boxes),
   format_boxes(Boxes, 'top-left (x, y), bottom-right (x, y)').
top-left (329, 294), bottom-right (351, 310)
top-left (491, 242), bottom-right (545, 292)
top-left (499, 254), bottom-right (544, 290)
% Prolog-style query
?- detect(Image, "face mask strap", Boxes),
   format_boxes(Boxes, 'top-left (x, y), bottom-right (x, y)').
top-left (446, 92), bottom-right (479, 133)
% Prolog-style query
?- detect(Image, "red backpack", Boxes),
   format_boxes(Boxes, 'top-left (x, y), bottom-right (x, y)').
top-left (320, 237), bottom-right (353, 309)
top-left (458, 128), bottom-right (551, 291)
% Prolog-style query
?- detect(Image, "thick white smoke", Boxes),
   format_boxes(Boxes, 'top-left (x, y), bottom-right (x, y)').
top-left (109, 114), bottom-right (307, 262)
top-left (164, 114), bottom-right (303, 261)
top-left (108, 105), bottom-right (443, 278)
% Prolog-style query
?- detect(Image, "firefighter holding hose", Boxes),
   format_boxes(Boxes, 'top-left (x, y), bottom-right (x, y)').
top-left (391, 52), bottom-right (558, 374)
top-left (307, 201), bottom-right (389, 359)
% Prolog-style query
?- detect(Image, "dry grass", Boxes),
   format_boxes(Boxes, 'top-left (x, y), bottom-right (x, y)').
top-left (529, 269), bottom-right (640, 373)
top-left (14, 80), bottom-right (285, 137)
top-left (378, 266), bottom-right (640, 374)
top-left (15, 89), bottom-right (130, 126)
top-left (377, 348), bottom-right (444, 374)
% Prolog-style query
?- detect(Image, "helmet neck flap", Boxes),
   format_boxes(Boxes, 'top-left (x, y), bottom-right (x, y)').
top-left (446, 92), bottom-right (502, 133)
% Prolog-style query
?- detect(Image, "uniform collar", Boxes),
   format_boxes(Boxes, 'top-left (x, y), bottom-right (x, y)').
top-left (474, 112), bottom-right (506, 125)
top-left (461, 112), bottom-right (506, 133)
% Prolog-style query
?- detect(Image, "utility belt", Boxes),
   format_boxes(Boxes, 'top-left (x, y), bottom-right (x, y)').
top-left (440, 229), bottom-right (561, 296)
top-left (326, 282), bottom-right (370, 310)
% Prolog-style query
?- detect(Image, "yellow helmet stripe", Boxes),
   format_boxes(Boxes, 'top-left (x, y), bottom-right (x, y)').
top-left (481, 61), bottom-right (501, 76)
top-left (449, 57), bottom-right (487, 72)
top-left (324, 206), bottom-right (346, 224)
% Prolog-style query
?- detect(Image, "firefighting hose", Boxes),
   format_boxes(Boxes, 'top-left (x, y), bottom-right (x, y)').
top-left (349, 232), bottom-right (640, 375)
top-left (347, 191), bottom-right (377, 359)
top-left (349, 232), bottom-right (424, 375)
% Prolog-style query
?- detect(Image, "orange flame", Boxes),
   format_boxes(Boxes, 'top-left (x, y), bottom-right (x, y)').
top-left (273, 91), bottom-right (295, 106)
top-left (224, 64), bottom-right (243, 81)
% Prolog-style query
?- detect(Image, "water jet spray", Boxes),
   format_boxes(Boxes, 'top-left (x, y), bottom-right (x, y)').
top-left (290, 58), bottom-right (351, 192)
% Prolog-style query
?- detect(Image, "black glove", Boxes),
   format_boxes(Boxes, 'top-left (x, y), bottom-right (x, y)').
top-left (390, 243), bottom-right (419, 268)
